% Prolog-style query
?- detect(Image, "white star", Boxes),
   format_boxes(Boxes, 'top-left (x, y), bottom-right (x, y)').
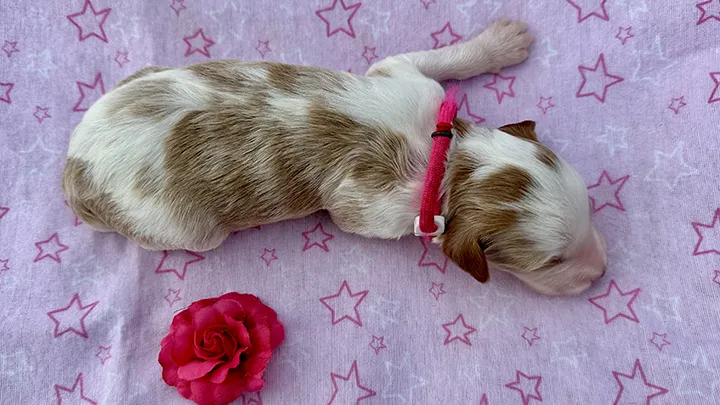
top-left (615, 0), bottom-right (648, 19)
top-left (538, 130), bottom-right (570, 154)
top-left (550, 337), bottom-right (589, 369)
top-left (24, 50), bottom-right (57, 78)
top-left (365, 295), bottom-right (401, 329)
top-left (357, 7), bottom-right (391, 41)
top-left (340, 245), bottom-right (371, 274)
top-left (466, 288), bottom-right (518, 330)
top-left (640, 294), bottom-right (682, 323)
top-left (673, 349), bottom-right (720, 398)
top-left (0, 351), bottom-right (34, 383)
top-left (596, 126), bottom-right (629, 157)
top-left (382, 359), bottom-right (427, 404)
top-left (531, 38), bottom-right (558, 68)
top-left (644, 142), bottom-right (698, 191)
top-left (631, 35), bottom-right (677, 86)
top-left (204, 1), bottom-right (245, 44)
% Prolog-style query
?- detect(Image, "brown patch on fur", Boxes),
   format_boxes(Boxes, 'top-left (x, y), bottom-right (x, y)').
top-left (369, 68), bottom-right (393, 77)
top-left (134, 164), bottom-right (164, 197)
top-left (452, 118), bottom-right (472, 138)
top-left (266, 63), bottom-right (299, 93)
top-left (109, 77), bottom-right (179, 120)
top-left (499, 120), bottom-right (538, 142)
top-left (188, 60), bottom-right (251, 90)
top-left (114, 66), bottom-right (170, 89)
top-left (535, 143), bottom-right (559, 169)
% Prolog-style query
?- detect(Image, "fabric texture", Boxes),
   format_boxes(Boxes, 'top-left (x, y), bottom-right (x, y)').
top-left (1, 0), bottom-right (719, 404)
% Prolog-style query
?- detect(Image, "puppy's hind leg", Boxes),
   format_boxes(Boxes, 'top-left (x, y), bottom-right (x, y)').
top-left (367, 20), bottom-right (533, 82)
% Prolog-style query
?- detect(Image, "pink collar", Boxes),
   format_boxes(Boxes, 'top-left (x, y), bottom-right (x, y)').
top-left (414, 88), bottom-right (459, 238)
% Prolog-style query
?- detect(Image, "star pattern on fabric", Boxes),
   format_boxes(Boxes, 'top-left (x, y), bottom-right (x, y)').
top-left (692, 208), bottom-right (720, 256)
top-left (302, 223), bottom-right (335, 252)
top-left (382, 359), bottom-right (427, 404)
top-left (576, 54), bottom-right (624, 102)
top-left (640, 294), bottom-right (681, 323)
top-left (184, 28), bottom-right (215, 58)
top-left (672, 348), bottom-right (720, 398)
top-left (0, 207), bottom-right (8, 221)
top-left (96, 346), bottom-right (112, 365)
top-left (419, 0), bottom-right (436, 9)
top-left (431, 22), bottom-right (462, 49)
top-left (536, 96), bottom-right (555, 114)
top-left (33, 106), bottom-right (51, 123)
top-left (418, 238), bottom-right (448, 274)
top-left (47, 293), bottom-right (99, 339)
top-left (164, 288), bottom-right (182, 307)
top-left (612, 359), bottom-right (668, 404)
top-left (0, 259), bottom-right (9, 275)
top-left (114, 50), bottom-right (129, 68)
top-left (327, 360), bottom-right (376, 405)
top-left (567, 0), bottom-right (609, 22)
top-left (72, 72), bottom-right (105, 112)
top-left (596, 126), bottom-right (628, 157)
top-left (429, 282), bottom-right (446, 300)
top-left (66, 0), bottom-right (112, 43)
top-left (369, 336), bottom-right (387, 355)
top-left (34, 233), bottom-right (69, 263)
top-left (484, 73), bottom-right (515, 104)
top-left (2, 40), bottom-right (19, 57)
top-left (505, 370), bottom-right (542, 405)
top-left (709, 72), bottom-right (720, 103)
top-left (478, 393), bottom-right (489, 405)
top-left (587, 171), bottom-right (630, 213)
top-left (457, 93), bottom-right (486, 124)
top-left (631, 36), bottom-right (677, 86)
top-left (170, 0), bottom-right (187, 16)
top-left (650, 332), bottom-right (671, 351)
top-left (616, 26), bottom-right (633, 45)
top-left (256, 40), bottom-right (271, 59)
top-left (260, 248), bottom-right (278, 267)
top-left (645, 142), bottom-right (698, 191)
top-left (54, 373), bottom-right (97, 405)
top-left (24, 50), bottom-right (57, 78)
top-left (315, 0), bottom-right (362, 38)
top-left (0, 82), bottom-right (13, 104)
top-left (697, 0), bottom-right (720, 24)
top-left (531, 37), bottom-right (558, 67)
top-left (588, 280), bottom-right (641, 324)
top-left (154, 250), bottom-right (205, 280)
top-left (320, 280), bottom-right (369, 326)
top-left (442, 313), bottom-right (477, 346)
top-left (616, 0), bottom-right (648, 18)
top-left (362, 46), bottom-right (378, 65)
top-left (668, 96), bottom-right (687, 114)
top-left (522, 326), bottom-right (540, 346)
top-left (550, 337), bottom-right (588, 368)
top-left (713, 269), bottom-right (720, 286)
top-left (357, 8), bottom-right (391, 41)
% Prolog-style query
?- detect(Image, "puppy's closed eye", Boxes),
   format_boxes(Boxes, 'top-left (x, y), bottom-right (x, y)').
top-left (547, 256), bottom-right (564, 266)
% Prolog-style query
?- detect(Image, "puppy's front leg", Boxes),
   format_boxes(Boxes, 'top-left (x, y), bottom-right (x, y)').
top-left (367, 20), bottom-right (533, 82)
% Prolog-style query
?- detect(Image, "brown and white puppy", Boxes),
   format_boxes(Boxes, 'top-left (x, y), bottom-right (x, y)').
top-left (62, 20), bottom-right (607, 296)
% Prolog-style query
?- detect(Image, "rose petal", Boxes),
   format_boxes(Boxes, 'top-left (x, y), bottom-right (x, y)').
top-left (208, 347), bottom-right (245, 384)
top-left (170, 324), bottom-right (196, 366)
top-left (193, 306), bottom-right (225, 331)
top-left (241, 351), bottom-right (272, 376)
top-left (268, 319), bottom-right (285, 350)
top-left (224, 315), bottom-right (252, 349)
top-left (189, 373), bottom-right (245, 405)
top-left (228, 294), bottom-right (264, 319)
top-left (187, 298), bottom-right (219, 317)
top-left (248, 322), bottom-right (272, 352)
top-left (176, 380), bottom-right (192, 400)
top-left (159, 344), bottom-right (181, 386)
top-left (212, 299), bottom-right (246, 320)
top-left (178, 359), bottom-right (223, 380)
top-left (244, 376), bottom-right (265, 392)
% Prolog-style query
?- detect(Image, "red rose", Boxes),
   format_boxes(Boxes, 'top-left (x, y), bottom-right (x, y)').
top-left (159, 293), bottom-right (285, 405)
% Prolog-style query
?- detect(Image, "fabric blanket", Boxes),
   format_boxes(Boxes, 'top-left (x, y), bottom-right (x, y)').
top-left (1, 0), bottom-right (719, 404)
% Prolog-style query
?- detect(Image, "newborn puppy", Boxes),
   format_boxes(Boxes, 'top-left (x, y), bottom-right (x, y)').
top-left (63, 20), bottom-right (607, 295)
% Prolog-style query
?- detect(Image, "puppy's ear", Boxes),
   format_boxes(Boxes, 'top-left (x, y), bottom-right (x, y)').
top-left (441, 226), bottom-right (490, 283)
top-left (499, 121), bottom-right (538, 142)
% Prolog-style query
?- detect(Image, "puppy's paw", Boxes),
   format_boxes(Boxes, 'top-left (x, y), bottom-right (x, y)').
top-left (474, 19), bottom-right (534, 73)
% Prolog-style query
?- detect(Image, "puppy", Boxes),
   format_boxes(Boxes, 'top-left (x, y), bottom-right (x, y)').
top-left (62, 20), bottom-right (607, 296)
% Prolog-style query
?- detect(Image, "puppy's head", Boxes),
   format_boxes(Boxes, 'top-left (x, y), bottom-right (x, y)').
top-left (441, 120), bottom-right (607, 296)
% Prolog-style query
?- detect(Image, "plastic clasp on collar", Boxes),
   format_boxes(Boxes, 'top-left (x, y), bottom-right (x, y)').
top-left (414, 215), bottom-right (445, 237)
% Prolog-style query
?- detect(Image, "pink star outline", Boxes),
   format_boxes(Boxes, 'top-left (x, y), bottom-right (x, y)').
top-left (256, 40), bottom-right (271, 59)
top-left (72, 72), bottom-right (105, 112)
top-left (418, 237), bottom-right (448, 274)
top-left (47, 293), bottom-right (99, 339)
top-left (154, 250), bottom-right (205, 280)
top-left (96, 345), bottom-right (112, 365)
top-left (442, 313), bottom-right (477, 346)
top-left (0, 259), bottom-right (9, 274)
top-left (431, 22), bottom-right (462, 49)
top-left (668, 96), bottom-right (687, 114)
top-left (505, 370), bottom-right (543, 405)
top-left (164, 288), bottom-right (182, 306)
top-left (650, 332), bottom-right (671, 352)
top-left (419, 0), bottom-right (436, 9)
top-left (536, 96), bottom-right (555, 114)
top-left (114, 51), bottom-right (129, 68)
top-left (612, 359), bottom-right (669, 405)
top-left (697, 0), bottom-right (720, 24)
top-left (458, 93), bottom-right (485, 124)
top-left (327, 360), bottom-right (376, 405)
top-left (362, 45), bottom-right (378, 65)
top-left (588, 279), bottom-right (641, 324)
top-left (2, 40), bottom-right (19, 57)
top-left (184, 28), bottom-right (215, 58)
top-left (576, 53), bottom-right (624, 103)
top-left (315, 0), bottom-right (362, 39)
top-left (260, 248), bottom-right (278, 267)
top-left (479, 393), bottom-right (489, 405)
top-left (33, 106), bottom-right (51, 123)
top-left (616, 26), bottom-right (634, 45)
top-left (0, 82), bottom-right (13, 104)
top-left (484, 73), bottom-right (516, 104)
top-left (713, 270), bottom-right (720, 286)
top-left (0, 206), bottom-right (8, 220)
top-left (522, 326), bottom-right (541, 346)
top-left (34, 233), bottom-right (69, 263)
top-left (302, 222), bottom-right (335, 252)
top-left (369, 335), bottom-right (387, 355)
top-left (567, 0), bottom-right (609, 22)
top-left (54, 373), bottom-right (97, 405)
top-left (429, 282), bottom-right (446, 300)
top-left (708, 72), bottom-right (720, 104)
top-left (66, 0), bottom-right (112, 43)
top-left (587, 170), bottom-right (630, 213)
top-left (692, 208), bottom-right (720, 256)
top-left (170, 0), bottom-right (187, 16)
top-left (320, 280), bottom-right (368, 326)
top-left (64, 200), bottom-right (82, 226)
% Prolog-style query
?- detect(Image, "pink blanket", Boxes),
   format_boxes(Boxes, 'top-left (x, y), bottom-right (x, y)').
top-left (1, 0), bottom-right (719, 404)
